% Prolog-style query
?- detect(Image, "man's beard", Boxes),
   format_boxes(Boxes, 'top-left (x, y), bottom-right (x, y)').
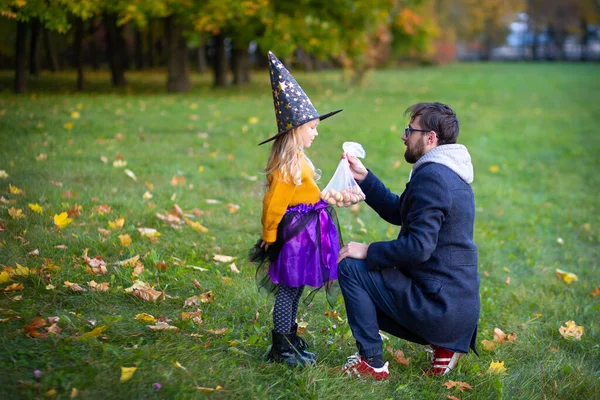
top-left (404, 140), bottom-right (425, 164)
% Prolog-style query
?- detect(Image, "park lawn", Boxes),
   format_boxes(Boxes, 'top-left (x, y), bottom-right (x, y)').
top-left (0, 63), bottom-right (599, 399)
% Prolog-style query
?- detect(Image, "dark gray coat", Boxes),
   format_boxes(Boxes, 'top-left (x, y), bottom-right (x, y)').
top-left (360, 160), bottom-right (480, 354)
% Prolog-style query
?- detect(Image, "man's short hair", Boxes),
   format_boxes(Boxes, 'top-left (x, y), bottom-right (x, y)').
top-left (405, 102), bottom-right (459, 145)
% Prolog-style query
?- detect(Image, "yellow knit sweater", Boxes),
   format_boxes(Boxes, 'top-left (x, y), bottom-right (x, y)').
top-left (261, 156), bottom-right (321, 242)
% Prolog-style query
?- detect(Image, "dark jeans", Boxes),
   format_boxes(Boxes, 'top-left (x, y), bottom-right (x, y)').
top-left (338, 258), bottom-right (428, 358)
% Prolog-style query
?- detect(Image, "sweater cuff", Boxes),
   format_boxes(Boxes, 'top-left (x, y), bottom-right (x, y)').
top-left (262, 230), bottom-right (277, 243)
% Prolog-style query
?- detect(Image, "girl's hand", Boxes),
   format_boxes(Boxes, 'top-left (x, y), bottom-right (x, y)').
top-left (342, 153), bottom-right (368, 182)
top-left (337, 241), bottom-right (369, 263)
top-left (260, 240), bottom-right (272, 251)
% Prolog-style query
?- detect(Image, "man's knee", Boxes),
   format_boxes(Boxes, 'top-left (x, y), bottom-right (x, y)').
top-left (338, 258), bottom-right (367, 283)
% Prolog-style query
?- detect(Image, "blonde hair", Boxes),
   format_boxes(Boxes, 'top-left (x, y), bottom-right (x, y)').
top-left (264, 128), bottom-right (320, 187)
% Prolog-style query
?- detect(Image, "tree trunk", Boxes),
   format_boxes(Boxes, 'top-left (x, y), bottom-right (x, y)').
top-left (580, 18), bottom-right (588, 62)
top-left (15, 20), bottom-right (28, 93)
top-left (197, 43), bottom-right (207, 73)
top-left (147, 26), bottom-right (155, 68)
top-left (43, 29), bottom-right (59, 72)
top-left (104, 13), bottom-right (126, 86)
top-left (213, 34), bottom-right (229, 87)
top-left (165, 16), bottom-right (190, 92)
top-left (89, 19), bottom-right (100, 70)
top-left (29, 20), bottom-right (41, 76)
top-left (134, 27), bottom-right (144, 70)
top-left (74, 19), bottom-right (85, 91)
top-left (231, 46), bottom-right (250, 85)
top-left (481, 17), bottom-right (494, 61)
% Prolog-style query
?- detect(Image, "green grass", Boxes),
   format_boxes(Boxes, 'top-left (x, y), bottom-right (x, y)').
top-left (0, 63), bottom-right (599, 399)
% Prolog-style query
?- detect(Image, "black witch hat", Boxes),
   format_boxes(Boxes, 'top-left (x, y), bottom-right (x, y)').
top-left (258, 51), bottom-right (342, 146)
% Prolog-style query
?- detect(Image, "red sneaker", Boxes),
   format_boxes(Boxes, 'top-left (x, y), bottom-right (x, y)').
top-left (343, 353), bottom-right (390, 381)
top-left (424, 345), bottom-right (464, 376)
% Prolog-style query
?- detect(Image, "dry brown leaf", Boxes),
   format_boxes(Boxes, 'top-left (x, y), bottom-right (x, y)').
top-left (132, 263), bottom-right (144, 277)
top-left (250, 311), bottom-right (260, 324)
top-left (184, 295), bottom-right (200, 308)
top-left (206, 328), bottom-right (228, 335)
top-left (170, 175), bottom-right (186, 186)
top-left (213, 254), bottom-right (234, 263)
top-left (481, 339), bottom-right (495, 351)
top-left (82, 249), bottom-right (108, 275)
top-left (4, 283), bottom-right (24, 292)
top-left (125, 281), bottom-right (165, 302)
top-left (229, 263), bottom-right (240, 274)
top-left (88, 280), bottom-right (109, 292)
top-left (194, 385), bottom-right (222, 393)
top-left (171, 204), bottom-right (184, 218)
top-left (115, 255), bottom-right (140, 267)
top-left (46, 323), bottom-right (62, 335)
top-left (64, 281), bottom-right (87, 292)
top-left (67, 204), bottom-right (82, 218)
top-left (199, 290), bottom-right (214, 303)
top-left (447, 396), bottom-right (461, 400)
top-left (25, 317), bottom-right (48, 338)
top-left (226, 203), bottom-right (240, 213)
top-left (182, 309), bottom-right (203, 324)
top-left (155, 261), bottom-right (169, 271)
top-left (156, 212), bottom-right (184, 227)
top-left (590, 286), bottom-right (600, 297)
top-left (193, 279), bottom-right (201, 289)
top-left (442, 380), bottom-right (473, 392)
top-left (94, 204), bottom-right (111, 214)
top-left (148, 321), bottom-right (179, 331)
top-left (386, 346), bottom-right (410, 366)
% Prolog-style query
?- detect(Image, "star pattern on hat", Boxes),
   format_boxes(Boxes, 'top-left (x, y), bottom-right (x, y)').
top-left (258, 51), bottom-right (342, 145)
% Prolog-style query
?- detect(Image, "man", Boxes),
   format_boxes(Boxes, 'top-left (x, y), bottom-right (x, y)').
top-left (338, 102), bottom-right (479, 380)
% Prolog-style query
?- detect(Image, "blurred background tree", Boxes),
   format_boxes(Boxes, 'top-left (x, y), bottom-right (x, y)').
top-left (0, 0), bottom-right (598, 93)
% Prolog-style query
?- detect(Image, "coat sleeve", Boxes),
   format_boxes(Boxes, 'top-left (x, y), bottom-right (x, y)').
top-left (365, 166), bottom-right (450, 271)
top-left (261, 172), bottom-right (296, 243)
top-left (359, 170), bottom-right (404, 226)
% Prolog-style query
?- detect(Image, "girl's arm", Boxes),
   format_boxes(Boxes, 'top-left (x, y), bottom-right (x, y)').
top-left (261, 172), bottom-right (297, 243)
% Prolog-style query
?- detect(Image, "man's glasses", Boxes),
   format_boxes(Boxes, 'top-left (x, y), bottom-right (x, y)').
top-left (404, 127), bottom-right (431, 137)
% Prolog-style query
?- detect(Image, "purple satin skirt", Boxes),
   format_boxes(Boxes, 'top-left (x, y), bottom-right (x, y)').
top-left (250, 200), bottom-right (342, 297)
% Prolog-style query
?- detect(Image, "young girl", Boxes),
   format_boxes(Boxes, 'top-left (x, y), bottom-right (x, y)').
top-left (250, 51), bottom-right (343, 367)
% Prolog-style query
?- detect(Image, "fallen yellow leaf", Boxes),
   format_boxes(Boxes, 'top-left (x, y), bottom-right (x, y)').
top-left (4, 283), bottom-right (24, 292)
top-left (76, 325), bottom-right (107, 340)
top-left (555, 269), bottom-right (578, 285)
top-left (135, 313), bottom-right (157, 323)
top-left (118, 234), bottom-right (131, 247)
top-left (8, 207), bottom-right (24, 219)
top-left (559, 320), bottom-right (584, 340)
top-left (28, 203), bottom-right (43, 213)
top-left (108, 217), bottom-right (125, 230)
top-left (489, 165), bottom-right (500, 173)
top-left (120, 366), bottom-right (137, 383)
top-left (0, 271), bottom-right (10, 283)
top-left (53, 212), bottom-right (72, 229)
top-left (9, 184), bottom-right (22, 194)
top-left (486, 360), bottom-right (507, 375)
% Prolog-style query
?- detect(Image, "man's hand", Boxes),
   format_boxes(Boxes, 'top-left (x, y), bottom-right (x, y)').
top-left (260, 240), bottom-right (272, 251)
top-left (343, 153), bottom-right (368, 182)
top-left (338, 241), bottom-right (369, 263)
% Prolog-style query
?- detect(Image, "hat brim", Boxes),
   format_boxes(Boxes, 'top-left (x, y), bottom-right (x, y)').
top-left (258, 109), bottom-right (343, 146)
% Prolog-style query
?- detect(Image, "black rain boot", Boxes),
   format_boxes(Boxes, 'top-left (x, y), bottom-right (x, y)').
top-left (267, 330), bottom-right (313, 367)
top-left (291, 323), bottom-right (317, 362)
